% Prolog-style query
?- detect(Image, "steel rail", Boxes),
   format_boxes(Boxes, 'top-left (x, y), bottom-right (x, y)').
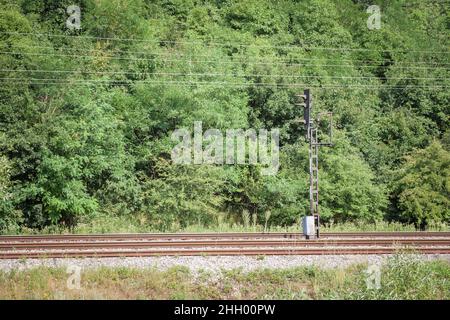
top-left (1, 247), bottom-right (449, 259)
top-left (1, 239), bottom-right (449, 250)
top-left (1, 232), bottom-right (449, 242)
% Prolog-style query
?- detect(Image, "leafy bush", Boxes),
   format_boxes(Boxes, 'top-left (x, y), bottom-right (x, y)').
top-left (0, 0), bottom-right (448, 232)
top-left (393, 141), bottom-right (450, 228)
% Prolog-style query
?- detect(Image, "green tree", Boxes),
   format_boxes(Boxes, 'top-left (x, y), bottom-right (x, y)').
top-left (0, 155), bottom-right (20, 232)
top-left (393, 141), bottom-right (450, 228)
top-left (0, 0), bottom-right (448, 232)
top-left (319, 138), bottom-right (388, 223)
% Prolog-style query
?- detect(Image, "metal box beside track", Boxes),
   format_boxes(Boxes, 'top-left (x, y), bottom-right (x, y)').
top-left (302, 216), bottom-right (315, 237)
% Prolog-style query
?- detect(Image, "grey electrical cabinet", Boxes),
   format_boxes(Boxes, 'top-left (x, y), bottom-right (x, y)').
top-left (302, 216), bottom-right (315, 237)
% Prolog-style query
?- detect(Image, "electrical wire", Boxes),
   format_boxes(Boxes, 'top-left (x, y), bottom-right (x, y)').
top-left (0, 69), bottom-right (447, 81)
top-left (1, 31), bottom-right (448, 55)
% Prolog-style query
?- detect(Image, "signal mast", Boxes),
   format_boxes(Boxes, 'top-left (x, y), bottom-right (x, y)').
top-left (296, 89), bottom-right (333, 239)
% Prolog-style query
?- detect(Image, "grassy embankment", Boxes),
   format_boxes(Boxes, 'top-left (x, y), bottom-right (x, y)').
top-left (4, 213), bottom-right (448, 235)
top-left (1, 254), bottom-right (448, 299)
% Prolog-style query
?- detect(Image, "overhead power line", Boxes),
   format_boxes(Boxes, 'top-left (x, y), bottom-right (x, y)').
top-left (0, 77), bottom-right (448, 90)
top-left (6, 44), bottom-right (450, 66)
top-left (0, 69), bottom-right (447, 81)
top-left (1, 51), bottom-right (449, 70)
top-left (1, 31), bottom-right (449, 55)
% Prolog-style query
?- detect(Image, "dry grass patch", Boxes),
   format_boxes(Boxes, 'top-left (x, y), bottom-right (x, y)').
top-left (0, 254), bottom-right (448, 300)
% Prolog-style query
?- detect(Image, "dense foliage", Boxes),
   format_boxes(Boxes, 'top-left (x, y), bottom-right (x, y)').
top-left (0, 0), bottom-right (448, 232)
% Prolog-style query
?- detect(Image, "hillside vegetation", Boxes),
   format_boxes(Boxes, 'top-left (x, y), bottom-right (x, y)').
top-left (0, 0), bottom-right (449, 233)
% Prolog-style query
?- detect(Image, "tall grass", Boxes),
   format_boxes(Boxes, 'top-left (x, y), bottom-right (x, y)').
top-left (323, 253), bottom-right (450, 299)
top-left (0, 254), bottom-right (448, 299)
top-left (4, 214), bottom-right (449, 235)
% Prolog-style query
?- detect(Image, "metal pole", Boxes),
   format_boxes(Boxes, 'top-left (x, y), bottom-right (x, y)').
top-left (298, 89), bottom-right (332, 239)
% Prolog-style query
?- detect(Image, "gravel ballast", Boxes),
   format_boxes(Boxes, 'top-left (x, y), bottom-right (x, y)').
top-left (1, 254), bottom-right (449, 275)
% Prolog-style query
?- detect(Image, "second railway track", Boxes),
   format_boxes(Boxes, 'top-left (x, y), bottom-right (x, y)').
top-left (1, 231), bottom-right (449, 242)
top-left (1, 239), bottom-right (449, 249)
top-left (1, 232), bottom-right (449, 259)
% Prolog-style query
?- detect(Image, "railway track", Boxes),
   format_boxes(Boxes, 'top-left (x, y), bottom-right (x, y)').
top-left (1, 231), bottom-right (448, 242)
top-left (1, 239), bottom-right (449, 249)
top-left (1, 232), bottom-right (449, 259)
